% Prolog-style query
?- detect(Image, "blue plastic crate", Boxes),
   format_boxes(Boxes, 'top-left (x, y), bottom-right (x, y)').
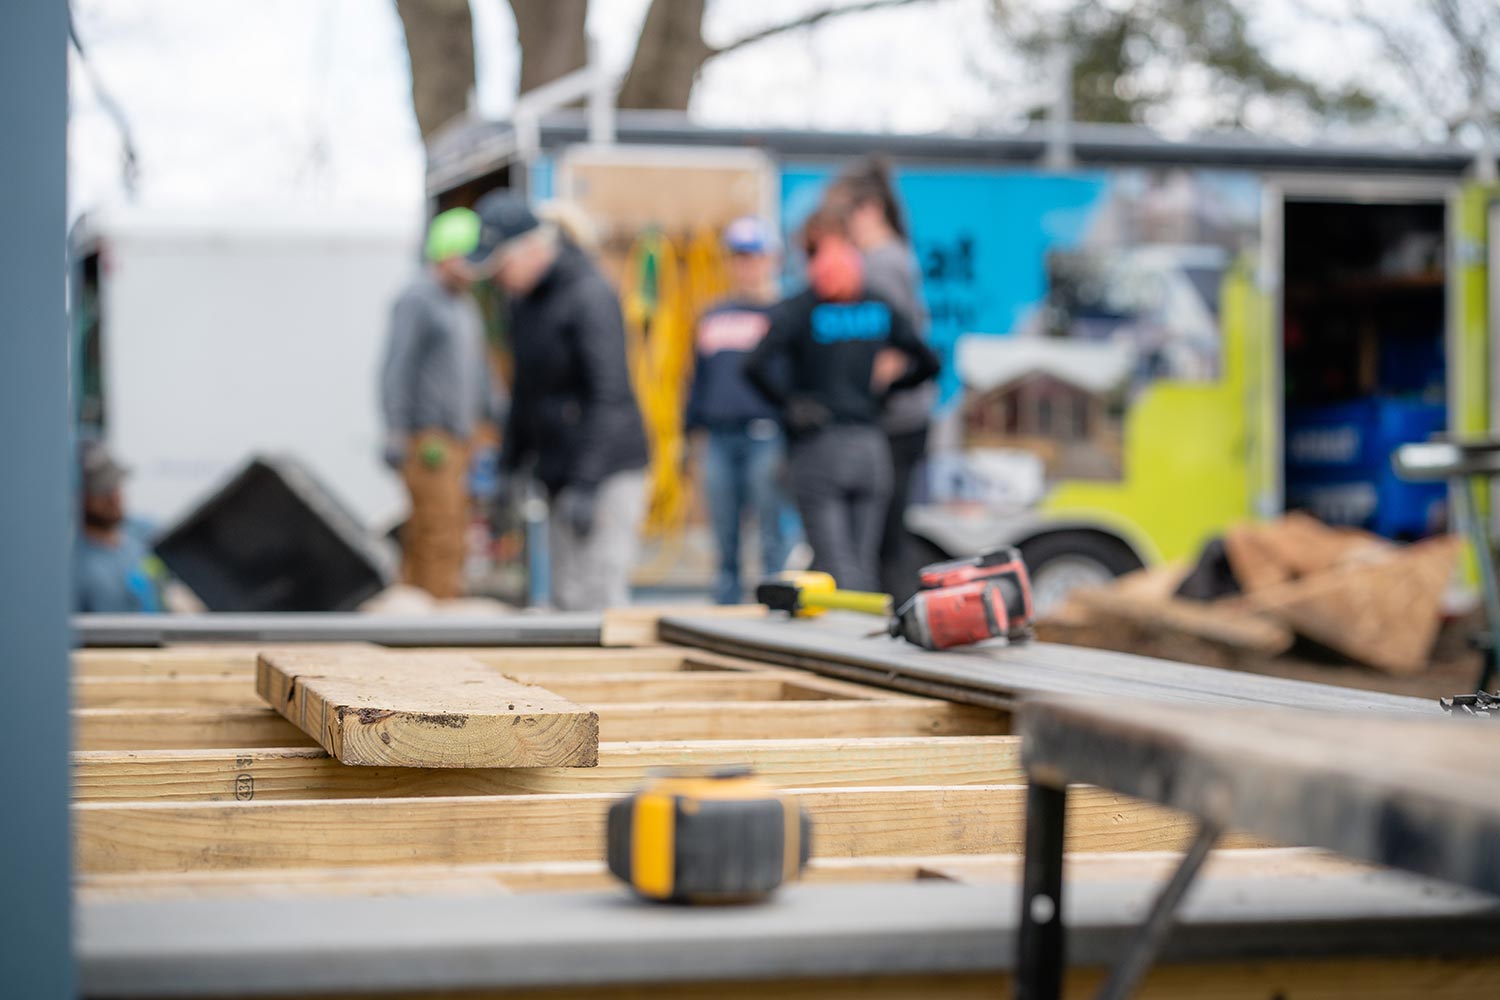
top-left (1286, 398), bottom-right (1446, 479)
top-left (1285, 398), bottom-right (1447, 539)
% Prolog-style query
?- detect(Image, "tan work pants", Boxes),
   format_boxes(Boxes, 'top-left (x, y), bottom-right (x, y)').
top-left (400, 430), bottom-right (470, 599)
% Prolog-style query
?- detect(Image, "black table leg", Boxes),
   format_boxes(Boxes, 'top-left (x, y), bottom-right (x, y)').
top-left (1016, 778), bottom-right (1067, 1000)
top-left (1093, 820), bottom-right (1221, 1000)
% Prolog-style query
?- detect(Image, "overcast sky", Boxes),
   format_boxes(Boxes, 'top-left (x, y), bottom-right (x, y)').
top-left (67, 0), bottom-right (1434, 219)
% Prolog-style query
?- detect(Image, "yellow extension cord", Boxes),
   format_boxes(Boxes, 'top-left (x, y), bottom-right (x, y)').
top-left (622, 227), bottom-right (729, 584)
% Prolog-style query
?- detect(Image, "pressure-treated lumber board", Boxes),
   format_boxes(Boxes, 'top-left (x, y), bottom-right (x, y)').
top-left (256, 652), bottom-right (599, 768)
top-left (600, 604), bottom-right (765, 647)
top-left (74, 785), bottom-right (1261, 873)
top-left (74, 699), bottom-right (1004, 751)
top-left (73, 646), bottom-right (793, 681)
top-left (72, 671), bottom-right (870, 711)
top-left (1021, 697), bottom-right (1500, 895)
top-left (660, 612), bottom-right (1437, 714)
top-left (71, 643), bottom-right (381, 679)
top-left (72, 736), bottom-right (1024, 802)
top-left (422, 647), bottom-right (759, 674)
top-left (76, 849), bottom-right (1344, 901)
top-left (75, 709), bottom-right (316, 750)
top-left (74, 676), bottom-right (264, 710)
top-left (591, 700), bottom-right (1004, 740)
top-left (77, 856), bottom-right (932, 901)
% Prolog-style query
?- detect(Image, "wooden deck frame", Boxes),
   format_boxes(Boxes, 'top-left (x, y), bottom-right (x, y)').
top-left (68, 628), bottom-right (1495, 999)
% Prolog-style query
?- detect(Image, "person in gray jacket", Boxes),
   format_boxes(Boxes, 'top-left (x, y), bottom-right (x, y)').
top-left (380, 207), bottom-right (499, 599)
top-left (828, 158), bottom-right (935, 601)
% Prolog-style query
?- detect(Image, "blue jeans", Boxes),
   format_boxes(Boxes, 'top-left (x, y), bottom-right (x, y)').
top-left (703, 421), bottom-right (796, 605)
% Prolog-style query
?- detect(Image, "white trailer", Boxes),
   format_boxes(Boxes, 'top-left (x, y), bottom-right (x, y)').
top-left (71, 208), bottom-right (421, 533)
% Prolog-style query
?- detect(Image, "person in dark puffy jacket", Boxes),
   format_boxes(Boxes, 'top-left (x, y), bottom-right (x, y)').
top-left (469, 191), bottom-right (649, 611)
top-left (743, 214), bottom-right (939, 591)
top-left (684, 218), bottom-right (796, 604)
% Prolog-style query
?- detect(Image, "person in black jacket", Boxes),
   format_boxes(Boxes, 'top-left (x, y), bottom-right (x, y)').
top-left (744, 219), bottom-right (939, 592)
top-left (469, 191), bottom-right (649, 611)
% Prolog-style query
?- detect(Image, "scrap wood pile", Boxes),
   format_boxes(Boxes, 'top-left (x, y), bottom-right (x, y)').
top-left (1040, 513), bottom-right (1461, 676)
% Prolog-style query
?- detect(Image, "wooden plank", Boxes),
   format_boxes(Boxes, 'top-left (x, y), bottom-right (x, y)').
top-left (71, 643), bottom-right (381, 679)
top-left (1069, 588), bottom-right (1294, 657)
top-left (600, 605), bottom-right (766, 647)
top-left (75, 675), bottom-right (260, 710)
top-left (508, 672), bottom-right (825, 703)
top-left (72, 736), bottom-right (1023, 802)
top-left (1020, 698), bottom-right (1500, 896)
top-left (74, 699), bottom-right (1004, 751)
top-left (442, 647), bottom-right (708, 673)
top-left (75, 709), bottom-right (315, 750)
top-left (71, 671), bottom-right (851, 711)
top-left (73, 644), bottom-right (811, 683)
top-left (77, 856), bottom-right (931, 900)
top-left (74, 786), bottom-right (1261, 873)
top-left (1244, 535), bottom-right (1459, 674)
top-left (256, 652), bottom-right (599, 768)
top-left (76, 849), bottom-right (1351, 900)
top-left (594, 701), bottom-right (1003, 740)
top-left (660, 613), bottom-right (1438, 714)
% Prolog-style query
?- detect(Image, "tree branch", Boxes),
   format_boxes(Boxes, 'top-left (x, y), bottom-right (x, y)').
top-left (1344, 0), bottom-right (1454, 126)
top-left (711, 0), bottom-right (934, 58)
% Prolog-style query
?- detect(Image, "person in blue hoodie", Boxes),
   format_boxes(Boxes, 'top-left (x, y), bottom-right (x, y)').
top-left (685, 218), bottom-right (796, 605)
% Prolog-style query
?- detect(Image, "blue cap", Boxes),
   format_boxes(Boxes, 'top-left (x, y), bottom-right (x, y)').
top-left (724, 217), bottom-right (776, 255)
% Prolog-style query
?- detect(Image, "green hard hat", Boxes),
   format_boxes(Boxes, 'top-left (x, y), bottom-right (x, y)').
top-left (424, 207), bottom-right (481, 263)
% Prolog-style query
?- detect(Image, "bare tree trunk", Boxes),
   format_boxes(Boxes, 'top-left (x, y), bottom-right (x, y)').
top-left (393, 0), bottom-right (476, 139)
top-left (616, 0), bottom-right (711, 111)
top-left (509, 0), bottom-right (589, 94)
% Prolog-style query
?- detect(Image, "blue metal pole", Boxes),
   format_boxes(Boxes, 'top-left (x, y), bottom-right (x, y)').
top-left (0, 1), bottom-right (73, 994)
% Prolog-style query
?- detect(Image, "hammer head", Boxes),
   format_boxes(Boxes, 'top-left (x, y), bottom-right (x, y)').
top-left (756, 570), bottom-right (837, 617)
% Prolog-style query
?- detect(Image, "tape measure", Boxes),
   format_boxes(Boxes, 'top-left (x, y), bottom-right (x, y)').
top-left (606, 768), bottom-right (811, 903)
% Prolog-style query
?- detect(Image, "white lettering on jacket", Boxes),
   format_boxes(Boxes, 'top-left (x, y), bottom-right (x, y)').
top-left (697, 310), bottom-right (771, 355)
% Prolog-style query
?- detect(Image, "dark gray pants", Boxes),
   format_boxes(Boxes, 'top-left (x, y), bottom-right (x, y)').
top-left (788, 424), bottom-right (892, 592)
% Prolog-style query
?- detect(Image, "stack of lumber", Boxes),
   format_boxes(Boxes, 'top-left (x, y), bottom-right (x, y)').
top-left (1041, 513), bottom-right (1460, 675)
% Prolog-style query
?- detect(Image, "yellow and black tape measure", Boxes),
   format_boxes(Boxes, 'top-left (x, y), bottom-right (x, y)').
top-left (606, 768), bottom-right (811, 903)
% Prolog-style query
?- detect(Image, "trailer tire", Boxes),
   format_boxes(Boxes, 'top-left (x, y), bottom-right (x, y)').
top-left (1019, 530), bottom-right (1144, 615)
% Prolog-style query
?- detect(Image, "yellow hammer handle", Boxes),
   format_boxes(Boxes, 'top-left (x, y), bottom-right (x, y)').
top-left (802, 589), bottom-right (892, 617)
